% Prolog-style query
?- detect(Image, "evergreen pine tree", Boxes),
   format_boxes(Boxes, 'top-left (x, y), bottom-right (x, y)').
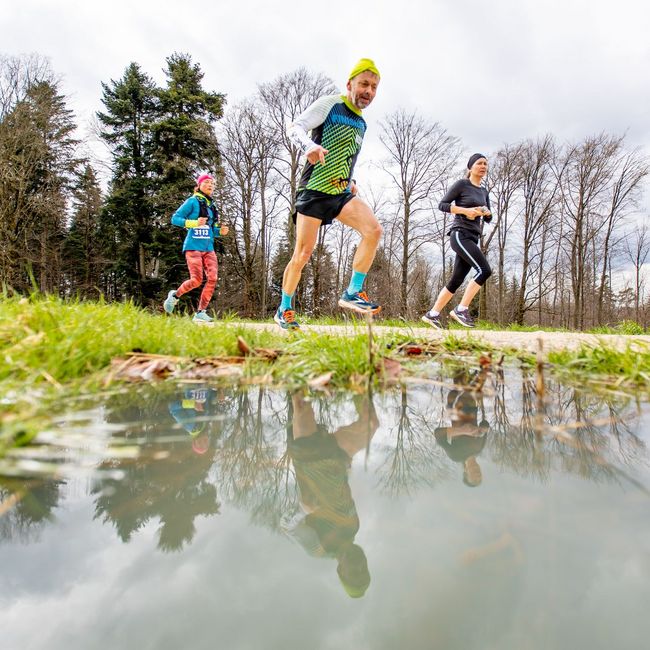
top-left (150, 53), bottom-right (226, 300)
top-left (97, 62), bottom-right (158, 301)
top-left (62, 164), bottom-right (103, 297)
top-left (0, 79), bottom-right (80, 292)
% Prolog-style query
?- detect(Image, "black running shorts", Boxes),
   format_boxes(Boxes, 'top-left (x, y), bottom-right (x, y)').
top-left (294, 189), bottom-right (356, 226)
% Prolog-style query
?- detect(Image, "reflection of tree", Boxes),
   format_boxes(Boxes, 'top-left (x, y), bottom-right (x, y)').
top-left (549, 390), bottom-right (641, 487)
top-left (93, 443), bottom-right (219, 552)
top-left (4, 372), bottom-right (648, 555)
top-left (377, 385), bottom-right (451, 496)
top-left (490, 368), bottom-right (551, 482)
top-left (488, 366), bottom-right (647, 487)
top-left (91, 384), bottom-right (224, 552)
top-left (217, 388), bottom-right (293, 531)
top-left (0, 478), bottom-right (62, 544)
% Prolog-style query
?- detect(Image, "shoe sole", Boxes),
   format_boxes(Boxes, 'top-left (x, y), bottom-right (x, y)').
top-left (449, 310), bottom-right (474, 328)
top-left (421, 315), bottom-right (444, 330)
top-left (273, 314), bottom-right (300, 331)
top-left (338, 299), bottom-right (381, 315)
top-left (193, 320), bottom-right (214, 326)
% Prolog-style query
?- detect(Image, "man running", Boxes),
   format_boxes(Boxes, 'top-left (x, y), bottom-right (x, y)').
top-left (275, 58), bottom-right (383, 330)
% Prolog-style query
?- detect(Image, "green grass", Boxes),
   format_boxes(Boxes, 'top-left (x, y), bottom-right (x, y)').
top-left (2, 295), bottom-right (650, 453)
top-left (549, 343), bottom-right (650, 389)
top-left (587, 320), bottom-right (647, 335)
top-left (298, 314), bottom-right (649, 334)
top-left (0, 295), bottom-right (279, 385)
top-left (0, 295), bottom-right (281, 446)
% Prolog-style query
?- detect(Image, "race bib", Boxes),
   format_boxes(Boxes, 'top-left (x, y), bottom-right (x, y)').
top-left (193, 226), bottom-right (210, 239)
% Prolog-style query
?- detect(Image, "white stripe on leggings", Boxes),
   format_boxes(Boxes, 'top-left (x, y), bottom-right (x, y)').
top-left (454, 231), bottom-right (483, 281)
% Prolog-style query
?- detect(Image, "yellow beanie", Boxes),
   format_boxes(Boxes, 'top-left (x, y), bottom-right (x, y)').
top-left (348, 58), bottom-right (380, 81)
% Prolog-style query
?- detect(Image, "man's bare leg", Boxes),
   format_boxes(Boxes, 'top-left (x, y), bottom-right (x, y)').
top-left (336, 197), bottom-right (383, 313)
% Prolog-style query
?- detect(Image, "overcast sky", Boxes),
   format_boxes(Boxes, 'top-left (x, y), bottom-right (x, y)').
top-left (2, 0), bottom-right (650, 233)
top-left (2, 0), bottom-right (649, 149)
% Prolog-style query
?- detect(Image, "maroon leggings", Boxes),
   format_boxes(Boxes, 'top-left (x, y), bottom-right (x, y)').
top-left (175, 251), bottom-right (218, 311)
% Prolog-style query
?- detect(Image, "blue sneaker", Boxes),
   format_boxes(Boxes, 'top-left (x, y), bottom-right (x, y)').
top-left (338, 290), bottom-right (381, 315)
top-left (450, 307), bottom-right (475, 328)
top-left (193, 310), bottom-right (213, 324)
top-left (274, 308), bottom-right (300, 331)
top-left (163, 290), bottom-right (179, 314)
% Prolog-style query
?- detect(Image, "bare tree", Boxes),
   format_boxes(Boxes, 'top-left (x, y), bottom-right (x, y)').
top-left (595, 146), bottom-right (649, 322)
top-left (485, 143), bottom-right (524, 323)
top-left (219, 100), bottom-right (281, 316)
top-left (625, 222), bottom-right (650, 323)
top-left (559, 134), bottom-right (622, 328)
top-left (0, 53), bottom-right (54, 120)
top-left (378, 109), bottom-right (460, 317)
top-left (257, 68), bottom-right (336, 238)
top-left (515, 136), bottom-right (564, 325)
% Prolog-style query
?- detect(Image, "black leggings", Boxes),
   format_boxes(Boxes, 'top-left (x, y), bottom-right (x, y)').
top-left (446, 230), bottom-right (492, 293)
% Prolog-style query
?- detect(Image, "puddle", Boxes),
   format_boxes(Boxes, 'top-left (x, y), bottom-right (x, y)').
top-left (1, 364), bottom-right (649, 649)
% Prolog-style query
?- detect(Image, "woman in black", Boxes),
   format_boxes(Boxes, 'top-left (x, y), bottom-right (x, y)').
top-left (422, 153), bottom-right (493, 328)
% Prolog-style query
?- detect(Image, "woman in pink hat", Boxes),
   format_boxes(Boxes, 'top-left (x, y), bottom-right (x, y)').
top-left (163, 174), bottom-right (229, 323)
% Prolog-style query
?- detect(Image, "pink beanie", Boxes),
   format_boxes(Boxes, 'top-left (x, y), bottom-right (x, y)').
top-left (196, 174), bottom-right (214, 186)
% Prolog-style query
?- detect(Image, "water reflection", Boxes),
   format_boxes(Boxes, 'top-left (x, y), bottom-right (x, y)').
top-left (1, 365), bottom-right (650, 649)
top-left (91, 384), bottom-right (226, 552)
top-left (2, 366), bottom-right (648, 550)
top-left (0, 478), bottom-right (62, 544)
top-left (283, 392), bottom-right (377, 598)
top-left (434, 367), bottom-right (489, 487)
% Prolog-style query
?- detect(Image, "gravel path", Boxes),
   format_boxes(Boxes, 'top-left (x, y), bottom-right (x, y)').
top-left (234, 322), bottom-right (650, 354)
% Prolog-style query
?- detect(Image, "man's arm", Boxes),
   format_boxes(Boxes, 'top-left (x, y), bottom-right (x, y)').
top-left (332, 395), bottom-right (379, 457)
top-left (287, 94), bottom-right (340, 163)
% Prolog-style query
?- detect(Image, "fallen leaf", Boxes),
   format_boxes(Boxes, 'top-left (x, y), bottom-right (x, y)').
top-left (237, 336), bottom-right (252, 355)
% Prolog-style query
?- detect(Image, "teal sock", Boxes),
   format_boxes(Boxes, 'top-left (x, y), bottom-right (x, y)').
top-left (347, 270), bottom-right (367, 295)
top-left (280, 291), bottom-right (293, 311)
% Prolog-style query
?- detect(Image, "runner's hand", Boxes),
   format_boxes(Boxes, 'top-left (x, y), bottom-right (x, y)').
top-left (219, 225), bottom-right (229, 236)
top-left (306, 145), bottom-right (328, 165)
top-left (198, 216), bottom-right (208, 226)
top-left (464, 208), bottom-right (483, 220)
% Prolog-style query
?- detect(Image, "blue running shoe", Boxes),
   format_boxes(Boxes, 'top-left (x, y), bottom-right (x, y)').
top-left (338, 290), bottom-right (381, 315)
top-left (192, 310), bottom-right (213, 324)
top-left (163, 290), bottom-right (178, 314)
top-left (274, 308), bottom-right (300, 331)
top-left (450, 307), bottom-right (475, 328)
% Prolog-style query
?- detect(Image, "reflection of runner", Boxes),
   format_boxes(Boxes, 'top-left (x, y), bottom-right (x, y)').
top-left (283, 393), bottom-right (378, 597)
top-left (275, 59), bottom-right (383, 331)
top-left (168, 386), bottom-right (223, 455)
top-left (435, 371), bottom-right (489, 486)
